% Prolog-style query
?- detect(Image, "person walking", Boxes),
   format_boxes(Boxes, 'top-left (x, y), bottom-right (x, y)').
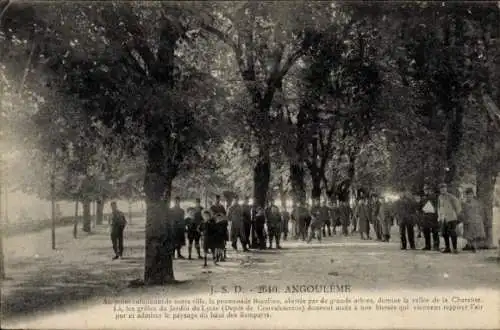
top-left (438, 183), bottom-right (462, 254)
top-left (459, 188), bottom-right (486, 253)
top-left (110, 201), bottom-right (127, 260)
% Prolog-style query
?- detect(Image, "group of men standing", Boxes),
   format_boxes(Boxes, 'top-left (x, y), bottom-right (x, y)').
top-left (394, 182), bottom-right (492, 253)
top-left (108, 182), bottom-right (493, 260)
top-left (168, 194), bottom-right (394, 260)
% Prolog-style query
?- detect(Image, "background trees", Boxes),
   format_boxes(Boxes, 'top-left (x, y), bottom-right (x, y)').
top-left (1, 0), bottom-right (498, 283)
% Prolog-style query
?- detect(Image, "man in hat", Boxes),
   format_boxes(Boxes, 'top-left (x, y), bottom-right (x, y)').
top-left (210, 195), bottom-right (226, 216)
top-left (438, 183), bottom-right (462, 254)
top-left (420, 184), bottom-right (440, 251)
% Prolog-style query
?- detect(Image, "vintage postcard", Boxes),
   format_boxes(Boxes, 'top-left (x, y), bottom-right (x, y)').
top-left (0, 1), bottom-right (499, 329)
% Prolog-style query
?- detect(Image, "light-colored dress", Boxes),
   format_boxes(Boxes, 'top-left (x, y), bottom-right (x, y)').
top-left (460, 199), bottom-right (486, 241)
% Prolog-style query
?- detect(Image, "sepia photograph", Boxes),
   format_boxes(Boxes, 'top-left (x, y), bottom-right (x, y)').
top-left (0, 1), bottom-right (499, 329)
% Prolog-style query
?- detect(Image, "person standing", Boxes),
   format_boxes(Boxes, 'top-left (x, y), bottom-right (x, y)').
top-left (307, 199), bottom-right (323, 243)
top-left (351, 199), bottom-right (359, 233)
top-left (241, 197), bottom-right (252, 249)
top-left (358, 198), bottom-right (371, 240)
top-left (320, 200), bottom-right (333, 237)
top-left (294, 201), bottom-right (310, 241)
top-left (210, 195), bottom-right (227, 215)
top-left (211, 195), bottom-right (228, 259)
top-left (253, 206), bottom-right (267, 249)
top-left (394, 191), bottom-right (418, 250)
top-left (281, 205), bottom-right (291, 241)
top-left (110, 201), bottom-right (127, 260)
top-left (170, 197), bottom-right (186, 259)
top-left (378, 199), bottom-right (393, 242)
top-left (459, 188), bottom-right (486, 253)
top-left (338, 200), bottom-right (352, 236)
top-left (265, 200), bottom-right (282, 249)
top-left (420, 184), bottom-right (440, 251)
top-left (438, 183), bottom-right (462, 254)
top-left (371, 195), bottom-right (383, 241)
top-left (200, 210), bottom-right (217, 266)
top-left (228, 196), bottom-right (248, 251)
top-left (187, 199), bottom-right (203, 260)
top-left (309, 199), bottom-right (321, 239)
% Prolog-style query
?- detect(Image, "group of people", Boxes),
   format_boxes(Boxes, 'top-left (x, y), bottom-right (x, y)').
top-left (107, 182), bottom-right (492, 262)
top-left (395, 182), bottom-right (491, 254)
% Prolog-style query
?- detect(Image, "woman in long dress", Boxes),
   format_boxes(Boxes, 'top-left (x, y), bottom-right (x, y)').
top-left (460, 188), bottom-right (486, 253)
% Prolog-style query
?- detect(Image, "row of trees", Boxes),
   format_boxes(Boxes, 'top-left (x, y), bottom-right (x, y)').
top-left (1, 1), bottom-right (499, 283)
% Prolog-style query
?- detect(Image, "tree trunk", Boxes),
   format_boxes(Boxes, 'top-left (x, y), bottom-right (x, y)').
top-left (144, 168), bottom-right (175, 285)
top-left (0, 161), bottom-right (5, 279)
top-left (96, 199), bottom-right (104, 225)
top-left (253, 146), bottom-right (271, 208)
top-left (278, 175), bottom-right (287, 211)
top-left (311, 173), bottom-right (322, 201)
top-left (128, 200), bottom-right (132, 224)
top-left (51, 172), bottom-right (56, 250)
top-left (476, 164), bottom-right (497, 249)
top-left (82, 200), bottom-right (91, 232)
top-left (73, 200), bottom-right (79, 239)
top-left (290, 162), bottom-right (306, 205)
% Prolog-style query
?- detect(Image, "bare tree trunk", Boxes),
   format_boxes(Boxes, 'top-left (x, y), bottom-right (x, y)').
top-left (128, 200), bottom-right (132, 224)
top-left (278, 175), bottom-right (287, 211)
top-left (253, 146), bottom-right (271, 208)
top-left (311, 173), bottom-right (322, 201)
top-left (96, 199), bottom-right (104, 225)
top-left (82, 199), bottom-right (91, 232)
top-left (290, 162), bottom-right (306, 205)
top-left (144, 169), bottom-right (175, 285)
top-left (0, 158), bottom-right (5, 279)
top-left (476, 163), bottom-right (498, 249)
top-left (73, 200), bottom-right (79, 238)
top-left (51, 171), bottom-right (56, 250)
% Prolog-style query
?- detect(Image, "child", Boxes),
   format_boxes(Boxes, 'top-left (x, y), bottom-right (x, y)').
top-left (200, 210), bottom-right (217, 266)
top-left (186, 207), bottom-right (203, 260)
top-left (214, 213), bottom-right (228, 262)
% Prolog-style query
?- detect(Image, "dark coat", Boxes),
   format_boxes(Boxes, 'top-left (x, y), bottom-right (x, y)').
top-left (394, 197), bottom-right (418, 225)
top-left (420, 194), bottom-right (439, 228)
top-left (201, 219), bottom-right (217, 251)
